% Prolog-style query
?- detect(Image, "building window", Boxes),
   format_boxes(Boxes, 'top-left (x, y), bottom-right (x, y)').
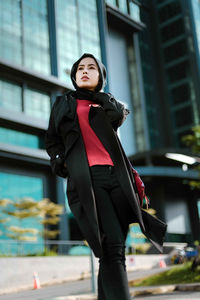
top-left (55, 0), bottom-right (101, 86)
top-left (0, 171), bottom-right (44, 255)
top-left (106, 0), bottom-right (117, 6)
top-left (197, 200), bottom-right (200, 219)
top-left (118, 0), bottom-right (128, 14)
top-left (0, 127), bottom-right (44, 149)
top-left (158, 1), bottom-right (181, 23)
top-left (23, 0), bottom-right (50, 74)
top-left (170, 82), bottom-right (190, 105)
top-left (0, 0), bottom-right (22, 64)
top-left (129, 1), bottom-right (141, 22)
top-left (24, 88), bottom-right (50, 120)
top-left (0, 0), bottom-right (50, 75)
top-left (167, 60), bottom-right (189, 83)
top-left (174, 105), bottom-right (193, 127)
top-left (0, 79), bottom-right (50, 120)
top-left (163, 39), bottom-right (188, 63)
top-left (161, 18), bottom-right (185, 42)
top-left (0, 79), bottom-right (22, 112)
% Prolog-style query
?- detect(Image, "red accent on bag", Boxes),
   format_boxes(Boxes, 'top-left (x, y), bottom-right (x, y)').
top-left (132, 168), bottom-right (145, 206)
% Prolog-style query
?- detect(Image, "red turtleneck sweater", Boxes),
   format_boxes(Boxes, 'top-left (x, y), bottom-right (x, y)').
top-left (76, 99), bottom-right (114, 167)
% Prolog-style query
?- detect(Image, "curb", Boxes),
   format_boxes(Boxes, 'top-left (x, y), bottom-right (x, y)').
top-left (175, 283), bottom-right (200, 292)
top-left (130, 282), bottom-right (200, 297)
top-left (51, 295), bottom-right (97, 300)
top-left (49, 283), bottom-right (200, 299)
top-left (130, 285), bottom-right (176, 297)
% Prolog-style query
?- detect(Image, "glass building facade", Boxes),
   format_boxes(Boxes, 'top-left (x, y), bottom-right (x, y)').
top-left (0, 0), bottom-right (51, 75)
top-left (0, 172), bottom-right (44, 254)
top-left (0, 0), bottom-right (103, 253)
top-left (55, 0), bottom-right (101, 86)
top-left (152, 0), bottom-right (200, 148)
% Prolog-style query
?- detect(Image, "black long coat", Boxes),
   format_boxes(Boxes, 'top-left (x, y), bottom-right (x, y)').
top-left (45, 91), bottom-right (167, 257)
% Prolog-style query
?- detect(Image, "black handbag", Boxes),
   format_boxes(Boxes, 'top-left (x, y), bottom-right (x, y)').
top-left (141, 209), bottom-right (167, 253)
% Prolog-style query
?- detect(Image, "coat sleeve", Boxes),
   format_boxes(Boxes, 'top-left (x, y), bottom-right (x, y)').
top-left (45, 97), bottom-right (68, 178)
top-left (94, 92), bottom-right (130, 131)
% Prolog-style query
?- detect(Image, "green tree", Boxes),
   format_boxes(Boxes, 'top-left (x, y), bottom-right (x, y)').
top-left (182, 125), bottom-right (200, 189)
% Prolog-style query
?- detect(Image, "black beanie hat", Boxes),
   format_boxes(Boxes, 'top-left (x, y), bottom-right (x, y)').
top-left (70, 53), bottom-right (107, 92)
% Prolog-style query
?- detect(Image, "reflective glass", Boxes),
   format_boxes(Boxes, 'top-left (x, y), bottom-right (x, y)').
top-left (106, 0), bottom-right (117, 6)
top-left (170, 83), bottom-right (190, 105)
top-left (174, 105), bottom-right (193, 127)
top-left (163, 39), bottom-right (187, 63)
top-left (198, 200), bottom-right (200, 219)
top-left (56, 0), bottom-right (101, 86)
top-left (118, 0), bottom-right (128, 14)
top-left (190, 0), bottom-right (200, 68)
top-left (158, 1), bottom-right (181, 23)
top-left (78, 0), bottom-right (101, 57)
top-left (0, 172), bottom-right (44, 255)
top-left (24, 88), bottom-right (50, 120)
top-left (138, 8), bottom-right (161, 149)
top-left (167, 61), bottom-right (189, 83)
top-left (129, 2), bottom-right (141, 22)
top-left (0, 0), bottom-right (50, 75)
top-left (0, 79), bottom-right (22, 112)
top-left (56, 0), bottom-right (79, 86)
top-left (161, 18), bottom-right (185, 42)
top-left (0, 127), bottom-right (44, 149)
top-left (0, 0), bottom-right (22, 64)
top-left (23, 0), bottom-right (50, 74)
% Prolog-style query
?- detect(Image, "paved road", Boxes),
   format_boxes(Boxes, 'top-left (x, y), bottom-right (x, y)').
top-left (0, 268), bottom-right (166, 300)
top-left (1, 268), bottom-right (199, 300)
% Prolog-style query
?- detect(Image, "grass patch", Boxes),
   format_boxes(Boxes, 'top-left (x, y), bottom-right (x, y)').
top-left (129, 262), bottom-right (200, 287)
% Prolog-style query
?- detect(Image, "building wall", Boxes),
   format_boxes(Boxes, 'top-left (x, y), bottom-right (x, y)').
top-left (137, 0), bottom-right (200, 243)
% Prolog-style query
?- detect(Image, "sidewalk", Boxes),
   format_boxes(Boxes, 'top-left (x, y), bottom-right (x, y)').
top-left (48, 283), bottom-right (200, 299)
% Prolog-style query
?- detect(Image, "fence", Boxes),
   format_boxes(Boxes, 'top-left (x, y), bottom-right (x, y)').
top-left (0, 239), bottom-right (87, 256)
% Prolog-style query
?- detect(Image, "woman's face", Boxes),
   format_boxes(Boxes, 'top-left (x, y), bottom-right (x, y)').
top-left (75, 57), bottom-right (99, 91)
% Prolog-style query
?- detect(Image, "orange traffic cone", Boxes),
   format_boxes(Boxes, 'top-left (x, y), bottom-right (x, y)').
top-left (159, 259), bottom-right (167, 268)
top-left (33, 271), bottom-right (41, 289)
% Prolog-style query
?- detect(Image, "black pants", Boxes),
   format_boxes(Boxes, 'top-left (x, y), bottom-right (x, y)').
top-left (90, 165), bottom-right (133, 300)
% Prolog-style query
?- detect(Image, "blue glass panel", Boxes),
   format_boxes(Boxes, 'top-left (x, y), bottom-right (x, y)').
top-left (23, 0), bottom-right (51, 74)
top-left (0, 127), bottom-right (44, 149)
top-left (24, 88), bottom-right (50, 120)
top-left (197, 200), bottom-right (200, 219)
top-left (0, 0), bottom-right (50, 75)
top-left (0, 172), bottom-right (44, 255)
top-left (106, 0), bottom-right (117, 6)
top-left (0, 0), bottom-right (22, 64)
top-left (56, 0), bottom-right (101, 86)
top-left (190, 0), bottom-right (200, 73)
top-left (0, 79), bottom-right (22, 112)
top-left (118, 0), bottom-right (128, 14)
top-left (126, 224), bottom-right (146, 247)
top-left (129, 2), bottom-right (141, 22)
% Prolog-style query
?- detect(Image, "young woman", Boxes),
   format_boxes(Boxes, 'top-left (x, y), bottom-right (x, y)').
top-left (45, 53), bottom-right (167, 300)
